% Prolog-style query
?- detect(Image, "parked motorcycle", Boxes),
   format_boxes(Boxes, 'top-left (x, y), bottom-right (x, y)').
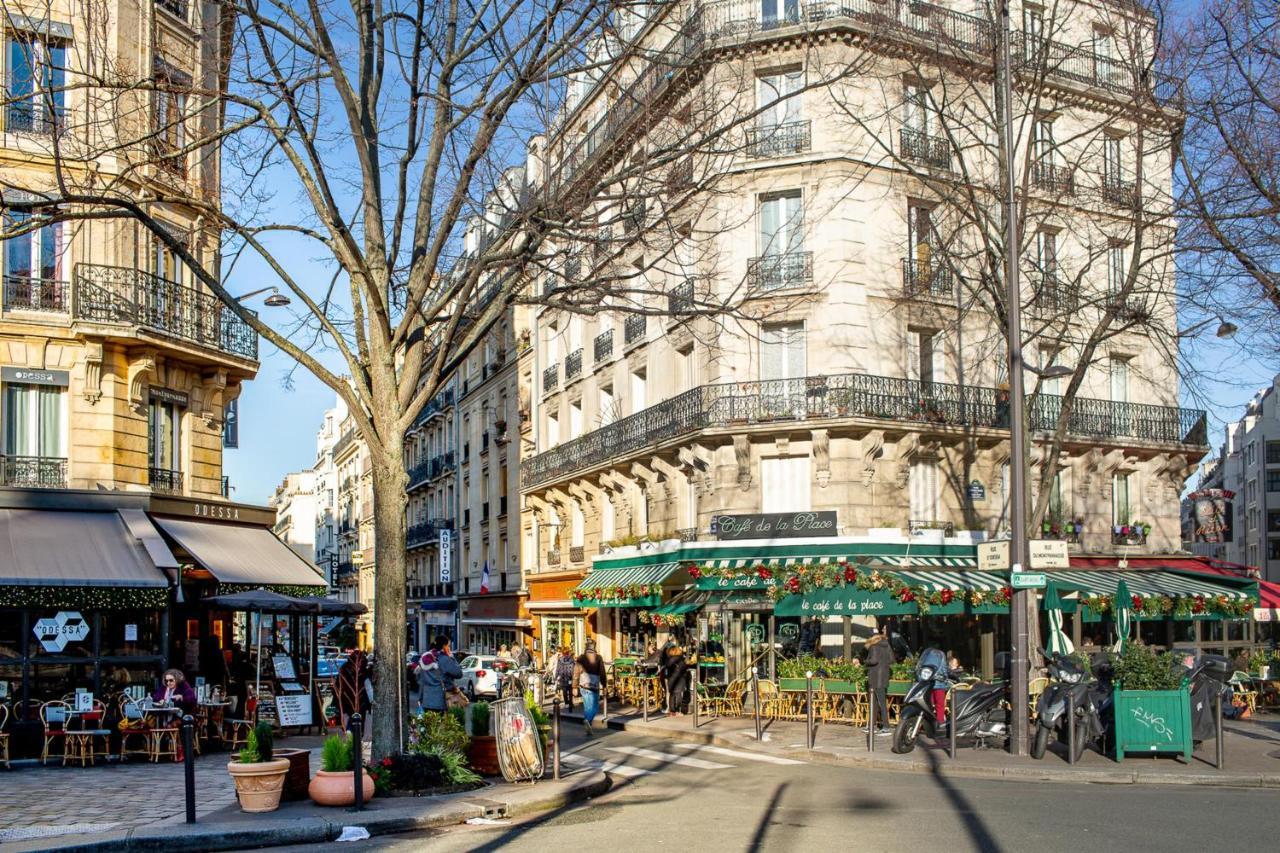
top-left (891, 648), bottom-right (1009, 754)
top-left (1031, 649), bottom-right (1110, 761)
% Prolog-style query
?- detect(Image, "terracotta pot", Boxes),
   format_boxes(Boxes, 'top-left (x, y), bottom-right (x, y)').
top-left (467, 735), bottom-right (502, 776)
top-left (227, 758), bottom-right (291, 813)
top-left (308, 768), bottom-right (376, 807)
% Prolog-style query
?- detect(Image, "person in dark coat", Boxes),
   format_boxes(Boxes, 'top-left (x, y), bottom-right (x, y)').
top-left (863, 626), bottom-right (893, 735)
top-left (337, 649), bottom-right (373, 726)
top-left (661, 645), bottom-right (690, 716)
top-left (153, 669), bottom-right (198, 715)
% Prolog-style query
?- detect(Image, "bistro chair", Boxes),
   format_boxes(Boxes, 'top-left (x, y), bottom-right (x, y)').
top-left (1230, 672), bottom-right (1259, 717)
top-left (755, 679), bottom-right (786, 720)
top-left (39, 701), bottom-right (72, 766)
top-left (0, 703), bottom-right (10, 769)
top-left (118, 698), bottom-right (156, 763)
top-left (77, 698), bottom-right (114, 766)
top-left (700, 677), bottom-right (747, 718)
top-left (225, 697), bottom-right (258, 751)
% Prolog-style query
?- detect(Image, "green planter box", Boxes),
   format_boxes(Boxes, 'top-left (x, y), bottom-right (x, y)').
top-left (779, 678), bottom-right (809, 691)
top-left (1113, 687), bottom-right (1192, 762)
top-left (822, 680), bottom-right (865, 695)
top-left (887, 681), bottom-right (911, 696)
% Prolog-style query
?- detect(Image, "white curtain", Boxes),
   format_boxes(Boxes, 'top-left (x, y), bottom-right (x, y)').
top-left (910, 460), bottom-right (940, 521)
top-left (761, 455), bottom-right (811, 513)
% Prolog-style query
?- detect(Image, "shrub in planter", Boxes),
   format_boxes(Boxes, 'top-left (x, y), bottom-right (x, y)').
top-left (1109, 643), bottom-right (1192, 761)
top-left (227, 722), bottom-right (291, 813)
top-left (371, 752), bottom-right (448, 795)
top-left (464, 702), bottom-right (501, 776)
top-left (407, 710), bottom-right (478, 785)
top-left (309, 733), bottom-right (375, 806)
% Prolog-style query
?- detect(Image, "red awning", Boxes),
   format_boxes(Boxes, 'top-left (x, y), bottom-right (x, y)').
top-left (1076, 555), bottom-right (1280, 621)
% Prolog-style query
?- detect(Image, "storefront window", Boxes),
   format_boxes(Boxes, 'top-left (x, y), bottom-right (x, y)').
top-left (30, 662), bottom-right (94, 700)
top-left (1171, 621), bottom-right (1197, 644)
top-left (30, 608), bottom-right (93, 657)
top-left (466, 627), bottom-right (516, 656)
top-left (0, 662), bottom-right (20, 702)
top-left (100, 610), bottom-right (163, 656)
top-left (0, 609), bottom-right (23, 659)
top-left (541, 617), bottom-right (582, 662)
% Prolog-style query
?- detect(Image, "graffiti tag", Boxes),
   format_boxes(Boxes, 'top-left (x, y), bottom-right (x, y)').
top-left (1129, 705), bottom-right (1174, 742)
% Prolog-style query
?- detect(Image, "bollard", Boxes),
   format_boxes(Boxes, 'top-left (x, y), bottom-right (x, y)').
top-left (349, 713), bottom-right (364, 812)
top-left (552, 699), bottom-right (561, 780)
top-left (1215, 691), bottom-right (1224, 770)
top-left (752, 673), bottom-right (762, 742)
top-left (692, 672), bottom-right (700, 729)
top-left (948, 689), bottom-right (956, 760)
top-left (867, 692), bottom-right (875, 753)
top-left (181, 715), bottom-right (196, 824)
top-left (805, 672), bottom-right (815, 750)
top-left (602, 686), bottom-right (609, 722)
top-left (1064, 691), bottom-right (1075, 763)
top-left (643, 678), bottom-right (650, 723)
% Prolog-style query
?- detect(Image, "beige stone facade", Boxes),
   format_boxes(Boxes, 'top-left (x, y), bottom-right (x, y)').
top-left (1, 0), bottom-right (253, 499)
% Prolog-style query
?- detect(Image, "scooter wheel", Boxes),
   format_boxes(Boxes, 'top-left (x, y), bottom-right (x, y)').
top-left (892, 708), bottom-right (921, 754)
top-left (1031, 725), bottom-right (1050, 760)
top-left (1072, 717), bottom-right (1090, 762)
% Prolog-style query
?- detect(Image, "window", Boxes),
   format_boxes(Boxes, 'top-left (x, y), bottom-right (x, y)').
top-left (1267, 441), bottom-right (1280, 465)
top-left (760, 322), bottom-right (805, 381)
top-left (1023, 5), bottom-right (1044, 41)
top-left (761, 455), bottom-right (810, 513)
top-left (759, 192), bottom-right (803, 257)
top-left (571, 503), bottom-right (584, 547)
top-left (546, 411), bottom-right (559, 447)
top-left (569, 400), bottom-right (582, 439)
top-left (907, 327), bottom-right (945, 384)
top-left (1047, 472), bottom-right (1066, 521)
top-left (1034, 230), bottom-right (1057, 278)
top-left (1107, 243), bottom-right (1127, 296)
top-left (1112, 473), bottom-right (1131, 526)
top-left (597, 385), bottom-right (616, 427)
top-left (5, 34), bottom-right (65, 133)
top-left (1109, 357), bottom-right (1129, 403)
top-left (1103, 135), bottom-right (1123, 186)
top-left (2, 382), bottom-right (64, 458)
top-left (760, 0), bottom-right (799, 28)
top-left (152, 229), bottom-right (191, 287)
top-left (909, 460), bottom-right (941, 521)
top-left (148, 395), bottom-right (184, 486)
top-left (1040, 347), bottom-right (1064, 395)
top-left (1267, 470), bottom-right (1280, 493)
top-left (1032, 117), bottom-right (1057, 165)
top-left (153, 67), bottom-right (189, 175)
top-left (904, 81), bottom-right (929, 134)
top-left (630, 368), bottom-right (647, 412)
top-left (601, 497), bottom-right (616, 542)
top-left (676, 345), bottom-right (696, 392)
top-left (1268, 539), bottom-right (1280, 561)
top-left (682, 479), bottom-right (698, 530)
top-left (2, 212), bottom-right (64, 310)
top-left (758, 68), bottom-right (802, 128)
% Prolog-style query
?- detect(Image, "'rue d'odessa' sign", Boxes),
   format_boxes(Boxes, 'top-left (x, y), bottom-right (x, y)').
top-left (712, 511), bottom-right (838, 540)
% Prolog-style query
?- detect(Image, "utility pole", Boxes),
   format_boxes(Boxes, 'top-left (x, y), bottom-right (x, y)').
top-left (998, 0), bottom-right (1029, 757)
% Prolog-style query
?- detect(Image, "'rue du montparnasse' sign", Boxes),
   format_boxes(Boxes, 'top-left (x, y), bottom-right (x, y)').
top-left (711, 511), bottom-right (838, 541)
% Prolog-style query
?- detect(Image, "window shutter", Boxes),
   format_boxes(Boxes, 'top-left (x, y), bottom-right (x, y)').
top-left (931, 333), bottom-right (946, 384)
top-left (907, 330), bottom-right (921, 381)
top-left (760, 324), bottom-right (783, 381)
top-left (785, 324), bottom-right (806, 379)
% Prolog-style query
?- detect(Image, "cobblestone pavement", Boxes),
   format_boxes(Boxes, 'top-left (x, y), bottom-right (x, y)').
top-left (0, 737), bottom-right (324, 843)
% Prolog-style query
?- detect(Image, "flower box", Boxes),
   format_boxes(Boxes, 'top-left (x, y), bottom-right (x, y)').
top-left (1113, 687), bottom-right (1192, 761)
top-left (821, 680), bottom-right (864, 695)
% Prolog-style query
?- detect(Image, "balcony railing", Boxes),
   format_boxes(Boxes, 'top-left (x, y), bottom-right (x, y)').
top-left (746, 120), bottom-right (811, 158)
top-left (2, 276), bottom-right (67, 312)
top-left (1106, 292), bottom-right (1151, 322)
top-left (543, 363), bottom-right (559, 393)
top-left (566, 349), bottom-right (584, 380)
top-left (594, 329), bottom-right (614, 362)
top-left (909, 520), bottom-right (955, 537)
top-left (149, 467), bottom-right (184, 494)
top-left (156, 0), bottom-right (189, 20)
top-left (624, 315), bottom-right (647, 346)
top-left (899, 127), bottom-right (951, 171)
top-left (1100, 177), bottom-right (1139, 209)
top-left (901, 257), bottom-right (953, 299)
top-left (73, 264), bottom-right (258, 361)
top-left (547, 548), bottom-right (563, 566)
top-left (669, 278), bottom-right (696, 315)
top-left (747, 251), bottom-right (813, 292)
top-left (408, 387), bottom-right (455, 431)
top-left (220, 475), bottom-right (231, 497)
top-left (1028, 270), bottom-right (1077, 314)
top-left (521, 370), bottom-right (1209, 489)
top-left (407, 459), bottom-right (431, 489)
top-left (570, 545), bottom-right (585, 563)
top-left (5, 102), bottom-right (64, 135)
top-left (1032, 161), bottom-right (1076, 195)
top-left (1111, 525), bottom-right (1148, 547)
top-left (0, 455), bottom-right (66, 488)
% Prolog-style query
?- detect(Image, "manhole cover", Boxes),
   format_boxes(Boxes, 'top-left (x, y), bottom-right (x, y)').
top-left (0, 823), bottom-right (118, 842)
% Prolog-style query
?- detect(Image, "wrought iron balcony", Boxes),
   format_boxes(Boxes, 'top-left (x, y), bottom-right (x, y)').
top-left (677, 527), bottom-right (700, 542)
top-left (747, 251), bottom-right (813, 292)
top-left (336, 560), bottom-right (356, 580)
top-left (407, 521), bottom-right (437, 548)
top-left (149, 467), bottom-right (184, 494)
top-left (1032, 161), bottom-right (1076, 195)
top-left (668, 278), bottom-right (696, 315)
top-left (521, 370), bottom-right (1210, 489)
top-left (566, 349), bottom-right (584, 381)
top-left (1111, 525), bottom-right (1148, 547)
top-left (746, 120), bottom-right (811, 158)
top-left (0, 455), bottom-right (66, 488)
top-left (547, 548), bottom-right (563, 566)
top-left (543, 363), bottom-right (559, 393)
top-left (624, 314), bottom-right (647, 346)
top-left (1100, 177), bottom-right (1139, 209)
top-left (156, 0), bottom-right (189, 19)
top-left (408, 387), bottom-right (455, 431)
top-left (570, 545), bottom-right (585, 563)
top-left (1028, 270), bottom-right (1077, 314)
top-left (407, 459), bottom-right (431, 490)
top-left (73, 264), bottom-right (258, 361)
top-left (2, 276), bottom-right (66, 312)
top-left (5, 102), bottom-right (64, 136)
top-left (901, 257), bottom-right (953, 299)
top-left (909, 520), bottom-right (955, 537)
top-left (899, 128), bottom-right (951, 171)
top-left (1106, 291), bottom-right (1151, 322)
top-left (594, 329), bottom-right (614, 362)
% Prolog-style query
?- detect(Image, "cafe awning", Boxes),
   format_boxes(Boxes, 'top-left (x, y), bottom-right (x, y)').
top-left (1046, 570), bottom-right (1252, 601)
top-left (571, 561), bottom-right (686, 607)
top-left (152, 517), bottom-right (327, 588)
top-left (774, 563), bottom-right (1011, 618)
top-left (0, 509), bottom-right (172, 588)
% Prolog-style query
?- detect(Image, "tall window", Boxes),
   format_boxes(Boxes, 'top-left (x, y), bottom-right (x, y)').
top-left (601, 497), bottom-right (616, 542)
top-left (569, 399), bottom-right (583, 439)
top-left (909, 460), bottom-right (941, 521)
top-left (630, 368), bottom-right (647, 412)
top-left (760, 322), bottom-right (805, 381)
top-left (1047, 472), bottom-right (1066, 521)
top-left (761, 455), bottom-right (810, 513)
top-left (758, 68), bottom-right (802, 128)
top-left (903, 81), bottom-right (929, 134)
top-left (571, 503), bottom-right (585, 548)
top-left (760, 0), bottom-right (799, 28)
top-left (1103, 135), bottom-right (1123, 186)
top-left (759, 192), bottom-right (803, 257)
top-left (545, 412), bottom-right (559, 447)
top-left (1034, 230), bottom-right (1057, 278)
top-left (908, 202), bottom-right (935, 275)
top-left (1109, 357), bottom-right (1130, 403)
top-left (1032, 117), bottom-right (1057, 166)
top-left (1107, 243), bottom-right (1128, 296)
top-left (907, 327), bottom-right (944, 384)
top-left (1041, 348), bottom-right (1064, 396)
top-left (3, 382), bottom-right (64, 458)
top-left (1111, 473), bottom-right (1131, 526)
top-left (5, 34), bottom-right (65, 133)
top-left (2, 212), bottom-right (64, 310)
top-left (153, 67), bottom-right (188, 174)
top-left (1023, 5), bottom-right (1044, 42)
top-left (148, 397), bottom-right (184, 474)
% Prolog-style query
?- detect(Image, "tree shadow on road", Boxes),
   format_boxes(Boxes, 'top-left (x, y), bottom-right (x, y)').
top-left (922, 745), bottom-right (1003, 853)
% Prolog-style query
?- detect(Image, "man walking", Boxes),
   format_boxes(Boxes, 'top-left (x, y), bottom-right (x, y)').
top-left (864, 623), bottom-right (892, 735)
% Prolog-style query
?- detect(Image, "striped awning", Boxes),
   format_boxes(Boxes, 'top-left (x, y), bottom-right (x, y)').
top-left (893, 568), bottom-right (1007, 592)
top-left (700, 554), bottom-right (854, 570)
top-left (572, 561), bottom-right (681, 592)
top-left (1046, 570), bottom-right (1252, 600)
top-left (874, 555), bottom-right (979, 568)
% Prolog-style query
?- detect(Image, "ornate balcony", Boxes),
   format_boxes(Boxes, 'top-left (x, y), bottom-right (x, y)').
top-left (5, 102), bottom-right (64, 136)
top-left (521, 370), bottom-right (1209, 490)
top-left (543, 363), bottom-right (559, 393)
top-left (0, 455), bottom-right (66, 488)
top-left (746, 251), bottom-right (813, 292)
top-left (1032, 161), bottom-right (1076, 195)
top-left (566, 349), bottom-right (584, 381)
top-left (668, 279), bottom-right (696, 315)
top-left (1100, 178), bottom-right (1139, 209)
top-left (1028, 270), bottom-right (1077, 315)
top-left (2, 276), bottom-right (66, 313)
top-left (624, 315), bottom-right (647, 347)
top-left (547, 548), bottom-right (563, 566)
top-left (73, 263), bottom-right (258, 361)
top-left (746, 120), bottom-right (811, 158)
top-left (149, 467), bottom-right (184, 494)
top-left (570, 545), bottom-right (585, 563)
top-left (899, 127), bottom-right (951, 171)
top-left (901, 257), bottom-right (953, 299)
top-left (594, 329), bottom-right (614, 362)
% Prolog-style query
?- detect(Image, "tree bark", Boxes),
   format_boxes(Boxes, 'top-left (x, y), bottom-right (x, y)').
top-left (369, 435), bottom-right (409, 759)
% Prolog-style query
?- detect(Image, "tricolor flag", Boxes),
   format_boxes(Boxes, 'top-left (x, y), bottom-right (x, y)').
top-left (480, 560), bottom-right (491, 594)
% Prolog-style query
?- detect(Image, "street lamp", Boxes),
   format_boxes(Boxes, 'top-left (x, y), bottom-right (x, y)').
top-left (1176, 316), bottom-right (1237, 339)
top-left (235, 286), bottom-right (291, 307)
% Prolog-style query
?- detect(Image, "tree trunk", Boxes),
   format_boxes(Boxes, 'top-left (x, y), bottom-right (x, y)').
top-left (369, 443), bottom-right (409, 760)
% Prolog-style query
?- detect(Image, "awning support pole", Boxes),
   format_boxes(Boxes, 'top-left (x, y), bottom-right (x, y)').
top-left (842, 616), bottom-right (852, 659)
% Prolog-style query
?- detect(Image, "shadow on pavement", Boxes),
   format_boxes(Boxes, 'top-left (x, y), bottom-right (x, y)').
top-left (744, 782), bottom-right (788, 853)
top-left (922, 744), bottom-right (1002, 853)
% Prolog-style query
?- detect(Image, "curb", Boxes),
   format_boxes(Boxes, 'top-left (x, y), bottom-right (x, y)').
top-left (582, 712), bottom-right (1280, 789)
top-left (10, 771), bottom-right (611, 853)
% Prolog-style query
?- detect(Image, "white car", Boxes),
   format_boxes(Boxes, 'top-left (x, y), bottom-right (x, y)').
top-left (457, 655), bottom-right (505, 698)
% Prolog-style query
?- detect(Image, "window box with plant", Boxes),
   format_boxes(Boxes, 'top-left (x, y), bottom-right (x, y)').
top-left (1110, 644), bottom-right (1193, 762)
top-left (226, 722), bottom-right (291, 813)
top-left (309, 732), bottom-right (375, 806)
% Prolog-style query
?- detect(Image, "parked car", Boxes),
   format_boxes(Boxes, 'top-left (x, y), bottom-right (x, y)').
top-left (457, 655), bottom-right (501, 699)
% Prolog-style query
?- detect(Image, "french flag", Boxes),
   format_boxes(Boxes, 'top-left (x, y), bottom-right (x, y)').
top-left (480, 560), bottom-right (490, 594)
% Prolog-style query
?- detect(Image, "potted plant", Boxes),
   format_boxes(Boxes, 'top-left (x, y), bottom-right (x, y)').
top-left (309, 733), bottom-right (375, 806)
top-left (227, 722), bottom-right (291, 813)
top-left (1111, 643), bottom-right (1193, 762)
top-left (463, 702), bottom-right (501, 776)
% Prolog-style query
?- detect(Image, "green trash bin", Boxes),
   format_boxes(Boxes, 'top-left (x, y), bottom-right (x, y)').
top-left (1112, 687), bottom-right (1192, 762)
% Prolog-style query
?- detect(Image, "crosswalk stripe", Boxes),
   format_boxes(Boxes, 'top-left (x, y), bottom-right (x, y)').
top-left (562, 753), bottom-right (655, 778)
top-left (604, 745), bottom-right (734, 769)
top-left (669, 742), bottom-right (804, 765)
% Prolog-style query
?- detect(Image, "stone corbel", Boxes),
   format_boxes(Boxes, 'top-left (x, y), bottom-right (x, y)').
top-left (126, 350), bottom-right (158, 414)
top-left (649, 456), bottom-right (682, 484)
top-left (201, 369), bottom-right (229, 430)
top-left (894, 433), bottom-right (920, 488)
top-left (1077, 447), bottom-right (1105, 495)
top-left (82, 342), bottom-right (104, 405)
top-left (858, 429), bottom-right (884, 487)
top-left (598, 469), bottom-right (635, 497)
top-left (811, 429), bottom-right (831, 488)
top-left (629, 461), bottom-right (660, 492)
top-left (733, 435), bottom-right (752, 492)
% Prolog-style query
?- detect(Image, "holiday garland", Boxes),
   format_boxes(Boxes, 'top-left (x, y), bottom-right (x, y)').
top-left (0, 585), bottom-right (169, 609)
top-left (1081, 592), bottom-right (1252, 619)
top-left (637, 611), bottom-right (686, 628)
top-left (570, 583), bottom-right (662, 605)
top-left (217, 583), bottom-right (328, 598)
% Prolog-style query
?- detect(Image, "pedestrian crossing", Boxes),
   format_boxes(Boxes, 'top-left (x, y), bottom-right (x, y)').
top-left (561, 741), bottom-right (803, 778)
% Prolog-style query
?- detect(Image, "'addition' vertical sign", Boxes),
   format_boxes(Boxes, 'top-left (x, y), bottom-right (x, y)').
top-left (439, 528), bottom-right (452, 583)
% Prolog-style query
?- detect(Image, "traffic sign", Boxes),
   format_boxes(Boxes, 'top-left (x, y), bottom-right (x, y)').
top-left (1011, 572), bottom-right (1047, 589)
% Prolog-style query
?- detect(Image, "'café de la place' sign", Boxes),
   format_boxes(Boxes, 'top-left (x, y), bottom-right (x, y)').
top-left (711, 511), bottom-right (838, 541)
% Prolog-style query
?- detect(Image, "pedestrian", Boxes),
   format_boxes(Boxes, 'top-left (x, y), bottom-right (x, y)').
top-left (337, 649), bottom-right (373, 727)
top-left (417, 635), bottom-right (464, 712)
top-left (497, 643), bottom-right (512, 660)
top-left (800, 616), bottom-right (823, 655)
top-left (574, 641), bottom-right (608, 736)
top-left (863, 625), bottom-right (892, 735)
top-left (662, 644), bottom-right (689, 716)
top-left (555, 645), bottom-right (576, 710)
top-left (153, 668), bottom-right (198, 714)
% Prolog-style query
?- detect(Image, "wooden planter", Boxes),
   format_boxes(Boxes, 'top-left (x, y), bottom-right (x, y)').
top-left (1113, 687), bottom-right (1192, 761)
top-left (274, 747), bottom-right (311, 801)
top-left (467, 736), bottom-right (502, 777)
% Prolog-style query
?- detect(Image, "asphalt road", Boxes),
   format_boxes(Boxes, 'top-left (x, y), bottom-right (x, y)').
top-left (271, 726), bottom-right (1277, 853)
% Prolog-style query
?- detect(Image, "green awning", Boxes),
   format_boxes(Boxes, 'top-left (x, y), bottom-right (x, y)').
top-left (1045, 569), bottom-right (1255, 620)
top-left (774, 564), bottom-right (1009, 618)
top-left (571, 561), bottom-right (684, 608)
top-left (694, 553), bottom-right (860, 590)
top-left (892, 568), bottom-right (1006, 592)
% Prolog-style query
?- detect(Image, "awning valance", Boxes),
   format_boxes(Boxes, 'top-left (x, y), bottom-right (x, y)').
top-left (1044, 569), bottom-right (1255, 620)
top-left (571, 561), bottom-right (684, 607)
top-left (152, 517), bottom-right (327, 588)
top-left (773, 562), bottom-right (1011, 618)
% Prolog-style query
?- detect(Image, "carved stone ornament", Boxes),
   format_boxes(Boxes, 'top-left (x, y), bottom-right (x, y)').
top-left (811, 429), bottom-right (831, 488)
top-left (126, 351), bottom-right (158, 414)
top-left (734, 435), bottom-right (751, 491)
top-left (82, 342), bottom-right (104, 404)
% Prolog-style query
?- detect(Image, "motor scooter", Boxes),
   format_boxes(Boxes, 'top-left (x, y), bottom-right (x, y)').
top-left (1031, 649), bottom-right (1109, 761)
top-left (891, 648), bottom-right (1009, 754)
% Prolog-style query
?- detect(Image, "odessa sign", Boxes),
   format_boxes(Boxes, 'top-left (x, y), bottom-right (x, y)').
top-left (711, 511), bottom-right (838, 540)
top-left (33, 611), bottom-right (90, 653)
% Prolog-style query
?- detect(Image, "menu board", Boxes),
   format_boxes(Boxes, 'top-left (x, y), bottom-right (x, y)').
top-left (276, 694), bottom-right (313, 727)
top-left (255, 683), bottom-right (278, 728)
top-left (272, 654), bottom-right (297, 680)
top-left (316, 680), bottom-right (337, 728)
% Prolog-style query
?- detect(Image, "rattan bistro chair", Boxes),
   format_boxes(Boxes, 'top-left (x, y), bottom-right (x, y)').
top-left (118, 698), bottom-right (156, 762)
top-left (225, 697), bottom-right (257, 751)
top-left (39, 701), bottom-right (72, 765)
top-left (0, 703), bottom-right (10, 769)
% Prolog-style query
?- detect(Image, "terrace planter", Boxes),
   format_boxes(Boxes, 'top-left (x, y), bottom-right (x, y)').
top-left (467, 735), bottom-right (502, 777)
top-left (274, 747), bottom-right (311, 801)
top-left (227, 758), bottom-right (291, 813)
top-left (821, 680), bottom-right (864, 695)
top-left (1113, 687), bottom-right (1192, 761)
top-left (308, 768), bottom-right (375, 807)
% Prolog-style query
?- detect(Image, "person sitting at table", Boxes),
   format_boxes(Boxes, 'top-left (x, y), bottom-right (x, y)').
top-left (153, 669), bottom-right (197, 714)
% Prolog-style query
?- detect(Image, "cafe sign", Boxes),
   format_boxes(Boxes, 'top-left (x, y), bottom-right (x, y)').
top-left (711, 511), bottom-right (838, 541)
top-left (1, 366), bottom-right (69, 387)
top-left (33, 611), bottom-right (90, 653)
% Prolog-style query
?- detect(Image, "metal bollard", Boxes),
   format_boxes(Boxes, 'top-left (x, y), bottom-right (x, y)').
top-left (349, 713), bottom-right (364, 812)
top-left (1067, 692), bottom-right (1077, 766)
top-left (948, 689), bottom-right (956, 760)
top-left (752, 673), bottom-right (762, 742)
top-left (643, 678), bottom-right (650, 723)
top-left (692, 673), bottom-right (700, 729)
top-left (181, 715), bottom-right (196, 824)
top-left (1215, 692), bottom-right (1224, 770)
top-left (552, 699), bottom-right (561, 780)
top-left (867, 692), bottom-right (875, 753)
top-left (602, 685), bottom-right (609, 722)
top-left (805, 672), bottom-right (815, 750)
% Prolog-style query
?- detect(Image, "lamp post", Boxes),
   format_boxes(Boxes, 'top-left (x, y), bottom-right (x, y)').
top-left (234, 286), bottom-right (291, 307)
top-left (1175, 316), bottom-right (1237, 339)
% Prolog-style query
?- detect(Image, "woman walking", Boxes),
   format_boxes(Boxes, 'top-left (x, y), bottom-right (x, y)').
top-left (662, 645), bottom-right (689, 716)
top-left (574, 642), bottom-right (608, 736)
top-left (417, 636), bottom-right (463, 713)
top-left (554, 646), bottom-right (576, 710)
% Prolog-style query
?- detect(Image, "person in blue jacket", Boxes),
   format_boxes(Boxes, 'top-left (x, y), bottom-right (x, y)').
top-left (417, 635), bottom-right (463, 712)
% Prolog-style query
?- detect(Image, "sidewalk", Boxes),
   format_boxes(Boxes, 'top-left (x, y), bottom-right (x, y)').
top-left (564, 702), bottom-right (1280, 788)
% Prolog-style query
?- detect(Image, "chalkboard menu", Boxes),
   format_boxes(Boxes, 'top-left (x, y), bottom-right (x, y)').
top-left (255, 683), bottom-right (278, 728)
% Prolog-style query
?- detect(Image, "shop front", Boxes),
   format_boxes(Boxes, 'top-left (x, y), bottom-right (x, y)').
top-left (417, 600), bottom-right (457, 652)
top-left (459, 593), bottom-right (530, 656)
top-left (527, 574), bottom-right (591, 664)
